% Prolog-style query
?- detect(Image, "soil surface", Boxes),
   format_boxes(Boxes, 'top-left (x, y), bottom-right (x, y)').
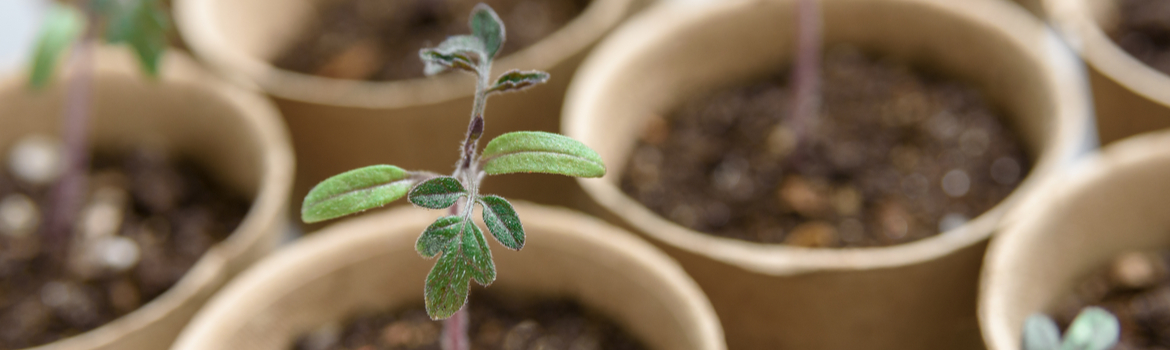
top-left (292, 292), bottom-right (646, 350)
top-left (274, 0), bottom-right (591, 81)
top-left (620, 47), bottom-right (1031, 247)
top-left (0, 147), bottom-right (250, 349)
top-left (1054, 250), bottom-right (1170, 349)
top-left (1109, 0), bottom-right (1170, 75)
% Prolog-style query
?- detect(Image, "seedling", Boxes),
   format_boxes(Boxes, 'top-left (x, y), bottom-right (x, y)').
top-left (27, 0), bottom-right (168, 264)
top-left (300, 4), bottom-right (605, 326)
top-left (1023, 307), bottom-right (1120, 350)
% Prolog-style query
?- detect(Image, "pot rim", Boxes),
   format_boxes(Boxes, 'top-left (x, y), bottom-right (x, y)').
top-left (565, 0), bottom-right (1093, 276)
top-left (978, 130), bottom-right (1170, 350)
top-left (1044, 0), bottom-right (1170, 109)
top-left (173, 0), bottom-right (633, 109)
top-left (171, 202), bottom-right (726, 350)
top-left (6, 46), bottom-right (294, 350)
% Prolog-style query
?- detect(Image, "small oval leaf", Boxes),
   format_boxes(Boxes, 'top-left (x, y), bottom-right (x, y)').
top-left (301, 165), bottom-right (416, 223)
top-left (1023, 314), bottom-right (1062, 350)
top-left (479, 195), bottom-right (524, 250)
top-left (29, 4), bottom-right (85, 89)
top-left (462, 222), bottom-right (495, 285)
top-left (1062, 307), bottom-right (1119, 350)
top-left (408, 177), bottom-right (467, 209)
top-left (489, 70), bottom-right (549, 94)
top-left (425, 241), bottom-right (471, 320)
top-left (416, 216), bottom-right (464, 258)
top-left (481, 131), bottom-right (606, 178)
top-left (469, 3), bottom-right (504, 59)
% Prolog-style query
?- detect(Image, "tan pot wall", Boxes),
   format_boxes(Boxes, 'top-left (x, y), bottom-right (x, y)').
top-left (174, 0), bottom-right (635, 229)
top-left (1044, 0), bottom-right (1170, 144)
top-left (170, 203), bottom-right (725, 350)
top-left (564, 0), bottom-right (1094, 348)
top-left (979, 131), bottom-right (1170, 350)
top-left (0, 47), bottom-right (293, 350)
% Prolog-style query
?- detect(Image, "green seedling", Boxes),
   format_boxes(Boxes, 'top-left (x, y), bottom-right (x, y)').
top-left (300, 4), bottom-right (605, 323)
top-left (28, 0), bottom-right (169, 264)
top-left (1023, 307), bottom-right (1120, 350)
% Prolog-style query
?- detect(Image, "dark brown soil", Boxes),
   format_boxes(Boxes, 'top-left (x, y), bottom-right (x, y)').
top-left (292, 292), bottom-right (646, 350)
top-left (0, 147), bottom-right (250, 349)
top-left (273, 0), bottom-right (591, 81)
top-left (1053, 250), bottom-right (1170, 349)
top-left (620, 47), bottom-right (1030, 247)
top-left (1109, 0), bottom-right (1170, 75)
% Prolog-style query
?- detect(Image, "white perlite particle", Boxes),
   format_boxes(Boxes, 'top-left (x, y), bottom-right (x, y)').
top-left (8, 135), bottom-right (64, 186)
top-left (941, 169), bottom-right (971, 198)
top-left (0, 194), bottom-right (38, 237)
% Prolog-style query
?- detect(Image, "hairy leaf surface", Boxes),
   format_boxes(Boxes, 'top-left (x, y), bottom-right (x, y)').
top-left (416, 216), bottom-right (465, 257)
top-left (423, 216), bottom-right (495, 319)
top-left (302, 165), bottom-right (416, 223)
top-left (30, 4), bottom-right (85, 89)
top-left (489, 70), bottom-right (549, 94)
top-left (408, 177), bottom-right (467, 209)
top-left (481, 131), bottom-right (606, 177)
top-left (479, 195), bottom-right (524, 250)
top-left (469, 4), bottom-right (504, 59)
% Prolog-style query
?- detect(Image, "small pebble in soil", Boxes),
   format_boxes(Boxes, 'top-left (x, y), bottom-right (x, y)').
top-left (291, 293), bottom-right (646, 350)
top-left (0, 146), bottom-right (250, 349)
top-left (7, 135), bottom-right (63, 186)
top-left (1054, 249), bottom-right (1170, 349)
top-left (620, 46), bottom-right (1030, 247)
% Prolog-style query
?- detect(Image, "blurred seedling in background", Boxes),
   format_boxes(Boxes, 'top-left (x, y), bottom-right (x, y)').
top-left (14, 0), bottom-right (168, 272)
top-left (299, 3), bottom-right (605, 349)
top-left (1023, 307), bottom-right (1120, 350)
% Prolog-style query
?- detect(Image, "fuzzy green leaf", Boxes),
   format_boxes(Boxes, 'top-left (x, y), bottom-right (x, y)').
top-left (469, 4), bottom-right (504, 59)
top-left (29, 4), bottom-right (85, 89)
top-left (104, 0), bottom-right (169, 76)
top-left (301, 165), bottom-right (417, 223)
top-left (481, 131), bottom-right (606, 177)
top-left (1062, 307), bottom-right (1119, 350)
top-left (416, 216), bottom-right (465, 258)
top-left (488, 70), bottom-right (549, 94)
top-left (420, 35), bottom-right (485, 76)
top-left (423, 216), bottom-right (495, 319)
top-left (408, 177), bottom-right (467, 209)
top-left (1023, 314), bottom-right (1062, 350)
top-left (479, 195), bottom-right (524, 250)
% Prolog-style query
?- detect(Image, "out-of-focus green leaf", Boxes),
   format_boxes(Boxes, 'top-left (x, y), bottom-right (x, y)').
top-left (408, 176), bottom-right (467, 209)
top-left (423, 216), bottom-right (495, 320)
top-left (301, 165), bottom-right (417, 223)
top-left (29, 4), bottom-right (85, 89)
top-left (105, 0), bottom-right (169, 76)
top-left (420, 35), bottom-right (485, 76)
top-left (479, 195), bottom-right (523, 250)
top-left (1062, 307), bottom-right (1119, 350)
top-left (481, 131), bottom-right (606, 178)
top-left (1023, 314), bottom-right (1061, 350)
top-left (488, 69), bottom-right (549, 94)
top-left (469, 3), bottom-right (504, 59)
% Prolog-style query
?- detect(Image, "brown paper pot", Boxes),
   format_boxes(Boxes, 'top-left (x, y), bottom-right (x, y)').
top-left (0, 47), bottom-right (293, 350)
top-left (168, 202), bottom-right (725, 350)
top-left (1043, 0), bottom-right (1170, 144)
top-left (978, 131), bottom-right (1170, 349)
top-left (563, 0), bottom-right (1094, 348)
top-left (173, 0), bottom-right (636, 220)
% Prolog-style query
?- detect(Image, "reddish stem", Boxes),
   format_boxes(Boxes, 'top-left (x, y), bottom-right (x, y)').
top-left (791, 0), bottom-right (823, 148)
top-left (441, 306), bottom-right (470, 350)
top-left (43, 35), bottom-right (95, 265)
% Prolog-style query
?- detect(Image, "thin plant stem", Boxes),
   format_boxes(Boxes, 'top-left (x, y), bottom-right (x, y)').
top-left (790, 0), bottom-right (822, 152)
top-left (44, 23), bottom-right (97, 266)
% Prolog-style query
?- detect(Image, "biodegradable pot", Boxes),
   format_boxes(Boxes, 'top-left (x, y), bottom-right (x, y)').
top-left (174, 0), bottom-right (636, 222)
top-left (1043, 0), bottom-right (1170, 144)
top-left (979, 131), bottom-right (1170, 349)
top-left (563, 0), bottom-right (1094, 348)
top-left (0, 47), bottom-right (294, 350)
top-left (169, 202), bottom-right (725, 350)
